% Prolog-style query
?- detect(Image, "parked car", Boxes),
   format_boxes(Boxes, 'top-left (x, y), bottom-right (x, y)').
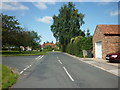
top-left (106, 53), bottom-right (120, 62)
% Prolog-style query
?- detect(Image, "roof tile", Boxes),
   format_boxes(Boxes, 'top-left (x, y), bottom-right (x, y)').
top-left (97, 25), bottom-right (120, 34)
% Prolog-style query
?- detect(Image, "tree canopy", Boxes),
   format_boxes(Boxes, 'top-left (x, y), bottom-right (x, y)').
top-left (1, 13), bottom-right (41, 50)
top-left (51, 2), bottom-right (85, 52)
top-left (2, 13), bottom-right (22, 46)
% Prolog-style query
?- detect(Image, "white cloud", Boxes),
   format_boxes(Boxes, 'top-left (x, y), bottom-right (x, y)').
top-left (110, 10), bottom-right (120, 16)
top-left (1, 2), bottom-right (29, 11)
top-left (33, 1), bottom-right (56, 10)
top-left (33, 2), bottom-right (47, 10)
top-left (37, 16), bottom-right (53, 24)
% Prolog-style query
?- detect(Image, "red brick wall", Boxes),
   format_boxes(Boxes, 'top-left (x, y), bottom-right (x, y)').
top-left (102, 36), bottom-right (120, 59)
top-left (118, 36), bottom-right (120, 53)
top-left (93, 27), bottom-right (120, 59)
top-left (93, 27), bottom-right (104, 58)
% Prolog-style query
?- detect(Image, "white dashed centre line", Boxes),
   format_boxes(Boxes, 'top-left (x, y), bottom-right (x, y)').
top-left (35, 55), bottom-right (42, 60)
top-left (20, 71), bottom-right (24, 74)
top-left (29, 65), bottom-right (32, 67)
top-left (27, 65), bottom-right (30, 68)
top-left (63, 67), bottom-right (74, 81)
top-left (58, 60), bottom-right (62, 64)
top-left (57, 56), bottom-right (74, 81)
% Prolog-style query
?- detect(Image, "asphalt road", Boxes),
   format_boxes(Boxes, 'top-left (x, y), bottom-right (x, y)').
top-left (2, 52), bottom-right (118, 88)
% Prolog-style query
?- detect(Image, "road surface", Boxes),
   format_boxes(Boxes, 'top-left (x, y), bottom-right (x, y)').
top-left (2, 52), bottom-right (118, 88)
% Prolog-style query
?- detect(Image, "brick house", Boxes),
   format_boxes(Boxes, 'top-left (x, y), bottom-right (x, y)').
top-left (41, 42), bottom-right (56, 48)
top-left (93, 25), bottom-right (120, 59)
top-left (41, 42), bottom-right (59, 49)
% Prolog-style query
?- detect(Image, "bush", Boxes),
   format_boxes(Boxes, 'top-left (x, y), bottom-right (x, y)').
top-left (66, 36), bottom-right (92, 58)
top-left (2, 48), bottom-right (8, 50)
top-left (43, 45), bottom-right (53, 51)
top-left (54, 48), bottom-right (60, 51)
top-left (11, 47), bottom-right (20, 51)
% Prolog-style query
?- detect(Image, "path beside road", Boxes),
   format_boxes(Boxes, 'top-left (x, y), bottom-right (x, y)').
top-left (64, 53), bottom-right (120, 77)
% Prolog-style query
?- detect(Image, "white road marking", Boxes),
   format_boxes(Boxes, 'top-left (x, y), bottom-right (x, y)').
top-left (57, 57), bottom-right (59, 59)
top-left (24, 68), bottom-right (27, 71)
top-left (36, 55), bottom-right (44, 61)
top-left (20, 55), bottom-right (44, 75)
top-left (40, 55), bottom-right (44, 59)
top-left (58, 60), bottom-right (62, 64)
top-left (20, 64), bottom-right (32, 74)
top-left (29, 65), bottom-right (32, 67)
top-left (20, 71), bottom-right (24, 74)
top-left (27, 66), bottom-right (30, 68)
top-left (35, 55), bottom-right (42, 60)
top-left (63, 67), bottom-right (74, 81)
top-left (37, 55), bottom-right (44, 61)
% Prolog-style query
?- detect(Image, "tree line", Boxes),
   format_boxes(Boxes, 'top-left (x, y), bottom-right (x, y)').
top-left (51, 2), bottom-right (93, 57)
top-left (1, 13), bottom-right (41, 50)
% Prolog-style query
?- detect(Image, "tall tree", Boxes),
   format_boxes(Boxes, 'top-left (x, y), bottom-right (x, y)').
top-left (1, 13), bottom-right (41, 50)
top-left (86, 29), bottom-right (90, 37)
top-left (1, 13), bottom-right (22, 47)
top-left (51, 2), bottom-right (85, 52)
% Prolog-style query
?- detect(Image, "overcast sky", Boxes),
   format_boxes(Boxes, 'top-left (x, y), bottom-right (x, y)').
top-left (1, 1), bottom-right (119, 44)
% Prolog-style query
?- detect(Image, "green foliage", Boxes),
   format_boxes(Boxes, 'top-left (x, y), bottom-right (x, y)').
top-left (51, 2), bottom-right (85, 52)
top-left (1, 64), bottom-right (18, 89)
top-left (66, 36), bottom-right (84, 57)
top-left (66, 36), bottom-right (92, 57)
top-left (2, 13), bottom-right (22, 47)
top-left (1, 13), bottom-right (41, 50)
top-left (43, 45), bottom-right (53, 51)
top-left (82, 36), bottom-right (93, 50)
top-left (53, 48), bottom-right (60, 51)
top-left (86, 29), bottom-right (90, 37)
top-left (19, 30), bottom-right (41, 48)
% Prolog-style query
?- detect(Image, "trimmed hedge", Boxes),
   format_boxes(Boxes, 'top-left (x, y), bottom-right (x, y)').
top-left (66, 36), bottom-right (92, 57)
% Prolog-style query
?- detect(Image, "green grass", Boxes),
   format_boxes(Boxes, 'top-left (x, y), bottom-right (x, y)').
top-left (0, 50), bottom-right (47, 56)
top-left (1, 64), bottom-right (19, 89)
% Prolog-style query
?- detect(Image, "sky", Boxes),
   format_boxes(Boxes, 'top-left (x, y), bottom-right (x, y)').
top-left (1, 1), bottom-right (119, 44)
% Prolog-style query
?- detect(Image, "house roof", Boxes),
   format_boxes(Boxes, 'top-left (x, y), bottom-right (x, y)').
top-left (41, 43), bottom-right (56, 48)
top-left (97, 25), bottom-right (120, 34)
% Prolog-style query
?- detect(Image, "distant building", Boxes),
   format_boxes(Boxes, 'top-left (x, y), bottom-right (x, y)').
top-left (20, 46), bottom-right (32, 51)
top-left (26, 46), bottom-right (32, 51)
top-left (41, 42), bottom-right (59, 49)
top-left (93, 25), bottom-right (120, 59)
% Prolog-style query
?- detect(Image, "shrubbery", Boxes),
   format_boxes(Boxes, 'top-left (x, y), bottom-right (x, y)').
top-left (43, 45), bottom-right (53, 51)
top-left (66, 36), bottom-right (92, 57)
top-left (54, 48), bottom-right (60, 51)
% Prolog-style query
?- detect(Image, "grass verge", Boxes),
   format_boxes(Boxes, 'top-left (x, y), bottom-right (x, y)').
top-left (1, 64), bottom-right (18, 89)
top-left (0, 51), bottom-right (47, 56)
